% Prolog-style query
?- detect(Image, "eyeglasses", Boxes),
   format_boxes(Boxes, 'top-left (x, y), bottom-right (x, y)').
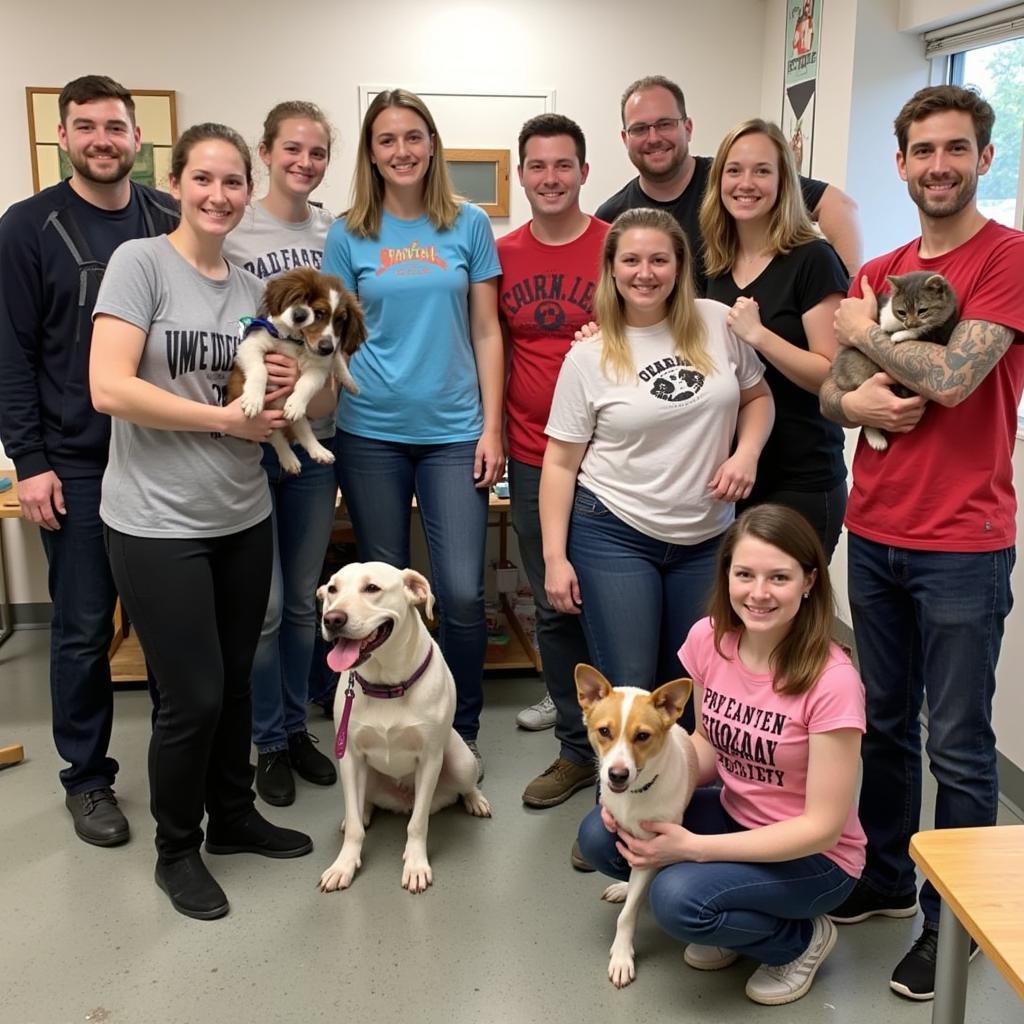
top-left (625, 117), bottom-right (685, 139)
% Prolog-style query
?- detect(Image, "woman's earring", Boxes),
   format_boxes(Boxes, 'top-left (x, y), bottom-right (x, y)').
top-left (802, 592), bottom-right (810, 600)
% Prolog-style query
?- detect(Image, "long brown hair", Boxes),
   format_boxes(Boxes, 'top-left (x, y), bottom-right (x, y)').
top-left (594, 208), bottom-right (711, 382)
top-left (699, 118), bottom-right (818, 279)
top-left (345, 89), bottom-right (460, 239)
top-left (707, 504), bottom-right (834, 696)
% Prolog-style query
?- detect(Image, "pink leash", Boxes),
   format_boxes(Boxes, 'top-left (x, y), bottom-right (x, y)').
top-left (334, 677), bottom-right (356, 759)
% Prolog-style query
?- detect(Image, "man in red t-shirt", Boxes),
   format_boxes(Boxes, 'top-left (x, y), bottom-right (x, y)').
top-left (820, 85), bottom-right (1024, 1002)
top-left (497, 114), bottom-right (608, 816)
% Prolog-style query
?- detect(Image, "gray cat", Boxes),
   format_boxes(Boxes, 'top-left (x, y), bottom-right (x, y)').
top-left (831, 271), bottom-right (958, 451)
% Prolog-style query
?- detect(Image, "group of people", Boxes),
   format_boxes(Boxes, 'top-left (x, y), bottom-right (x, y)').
top-left (0, 69), bottom-right (1020, 1010)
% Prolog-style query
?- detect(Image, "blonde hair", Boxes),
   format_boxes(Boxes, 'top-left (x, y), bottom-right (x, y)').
top-left (699, 118), bottom-right (818, 279)
top-left (345, 89), bottom-right (460, 239)
top-left (595, 208), bottom-right (711, 381)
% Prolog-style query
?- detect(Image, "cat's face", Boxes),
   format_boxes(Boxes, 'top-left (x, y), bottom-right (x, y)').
top-left (897, 110), bottom-right (993, 220)
top-left (886, 273), bottom-right (956, 329)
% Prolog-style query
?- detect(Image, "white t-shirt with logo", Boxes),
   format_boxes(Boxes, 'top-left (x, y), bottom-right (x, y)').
top-left (545, 300), bottom-right (765, 545)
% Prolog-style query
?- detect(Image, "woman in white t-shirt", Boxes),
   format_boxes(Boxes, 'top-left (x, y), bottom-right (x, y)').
top-left (90, 123), bottom-right (313, 922)
top-left (224, 101), bottom-right (340, 808)
top-left (540, 207), bottom-right (774, 699)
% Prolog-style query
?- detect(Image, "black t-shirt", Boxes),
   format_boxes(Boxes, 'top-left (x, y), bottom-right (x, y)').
top-left (596, 156), bottom-right (829, 295)
top-left (705, 238), bottom-right (849, 493)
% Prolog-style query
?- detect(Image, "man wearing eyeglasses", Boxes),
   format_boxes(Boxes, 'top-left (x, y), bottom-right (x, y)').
top-left (597, 75), bottom-right (862, 292)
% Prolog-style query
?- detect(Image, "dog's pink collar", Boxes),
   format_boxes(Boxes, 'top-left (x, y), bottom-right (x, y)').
top-left (333, 648), bottom-right (434, 759)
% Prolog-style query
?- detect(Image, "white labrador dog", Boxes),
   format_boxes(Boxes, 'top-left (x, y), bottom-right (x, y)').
top-left (317, 562), bottom-right (490, 894)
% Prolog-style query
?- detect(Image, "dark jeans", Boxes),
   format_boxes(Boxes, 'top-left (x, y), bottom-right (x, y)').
top-left (508, 458), bottom-right (592, 765)
top-left (106, 518), bottom-right (273, 861)
top-left (847, 533), bottom-right (1014, 928)
top-left (578, 788), bottom-right (857, 965)
top-left (39, 473), bottom-right (118, 794)
top-left (334, 430), bottom-right (488, 741)
top-left (568, 487), bottom-right (719, 728)
top-left (739, 479), bottom-right (847, 562)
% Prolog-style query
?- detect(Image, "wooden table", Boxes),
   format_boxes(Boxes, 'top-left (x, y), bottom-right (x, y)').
top-left (909, 825), bottom-right (1024, 1023)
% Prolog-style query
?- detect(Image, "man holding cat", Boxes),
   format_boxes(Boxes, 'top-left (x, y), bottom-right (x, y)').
top-left (820, 85), bottom-right (1024, 1002)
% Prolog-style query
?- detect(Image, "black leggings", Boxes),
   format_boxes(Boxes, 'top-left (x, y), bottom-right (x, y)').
top-left (739, 480), bottom-right (848, 563)
top-left (106, 518), bottom-right (273, 861)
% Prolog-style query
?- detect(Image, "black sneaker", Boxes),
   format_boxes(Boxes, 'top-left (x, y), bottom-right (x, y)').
top-left (890, 927), bottom-right (980, 1001)
top-left (155, 851), bottom-right (229, 921)
top-left (205, 809), bottom-right (313, 859)
top-left (256, 750), bottom-right (295, 806)
top-left (828, 878), bottom-right (917, 924)
top-left (287, 731), bottom-right (337, 786)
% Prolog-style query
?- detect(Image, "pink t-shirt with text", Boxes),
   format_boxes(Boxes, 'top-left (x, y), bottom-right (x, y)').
top-left (680, 617), bottom-right (867, 878)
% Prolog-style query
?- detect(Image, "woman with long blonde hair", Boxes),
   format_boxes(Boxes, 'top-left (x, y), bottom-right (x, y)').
top-left (700, 119), bottom-right (849, 557)
top-left (540, 207), bottom-right (773, 697)
top-left (322, 89), bottom-right (503, 770)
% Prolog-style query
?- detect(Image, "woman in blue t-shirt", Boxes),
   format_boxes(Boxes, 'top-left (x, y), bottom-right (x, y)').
top-left (322, 89), bottom-right (504, 768)
top-left (700, 119), bottom-right (849, 558)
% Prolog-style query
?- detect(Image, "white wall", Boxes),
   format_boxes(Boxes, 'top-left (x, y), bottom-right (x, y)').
top-left (0, 0), bottom-right (769, 604)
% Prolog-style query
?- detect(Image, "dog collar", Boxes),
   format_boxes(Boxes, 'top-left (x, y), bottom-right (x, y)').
top-left (630, 773), bottom-right (659, 795)
top-left (333, 648), bottom-right (434, 760)
top-left (238, 315), bottom-right (304, 346)
top-left (353, 647), bottom-right (434, 699)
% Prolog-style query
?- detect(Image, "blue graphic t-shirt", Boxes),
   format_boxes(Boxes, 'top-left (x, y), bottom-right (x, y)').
top-left (323, 203), bottom-right (500, 443)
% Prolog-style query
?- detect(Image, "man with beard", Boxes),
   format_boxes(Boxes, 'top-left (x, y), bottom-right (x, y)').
top-left (820, 85), bottom-right (1024, 1002)
top-left (597, 75), bottom-right (862, 290)
top-left (0, 76), bottom-right (178, 846)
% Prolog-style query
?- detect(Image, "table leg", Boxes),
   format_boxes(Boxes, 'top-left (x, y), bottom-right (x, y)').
top-left (931, 900), bottom-right (971, 1024)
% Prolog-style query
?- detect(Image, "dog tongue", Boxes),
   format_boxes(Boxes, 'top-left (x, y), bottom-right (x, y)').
top-left (327, 638), bottom-right (362, 673)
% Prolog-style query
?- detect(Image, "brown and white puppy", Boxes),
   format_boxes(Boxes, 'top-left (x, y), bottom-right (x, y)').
top-left (317, 562), bottom-right (490, 895)
top-left (577, 665), bottom-right (699, 988)
top-left (228, 267), bottom-right (365, 474)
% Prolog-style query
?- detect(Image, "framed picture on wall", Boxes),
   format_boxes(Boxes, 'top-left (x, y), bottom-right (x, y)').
top-left (25, 87), bottom-right (178, 194)
top-left (446, 149), bottom-right (510, 217)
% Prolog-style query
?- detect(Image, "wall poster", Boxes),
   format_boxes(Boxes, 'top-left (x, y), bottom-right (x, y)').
top-left (782, 0), bottom-right (821, 176)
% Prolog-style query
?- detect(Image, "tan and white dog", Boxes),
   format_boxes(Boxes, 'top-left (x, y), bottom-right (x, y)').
top-left (227, 267), bottom-right (365, 474)
top-left (317, 562), bottom-right (490, 894)
top-left (576, 664), bottom-right (699, 988)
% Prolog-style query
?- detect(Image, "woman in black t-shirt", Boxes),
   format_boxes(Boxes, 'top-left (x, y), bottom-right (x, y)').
top-left (699, 119), bottom-right (849, 558)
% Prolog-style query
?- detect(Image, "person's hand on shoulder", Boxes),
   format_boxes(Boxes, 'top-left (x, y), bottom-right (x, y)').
top-left (572, 321), bottom-right (601, 346)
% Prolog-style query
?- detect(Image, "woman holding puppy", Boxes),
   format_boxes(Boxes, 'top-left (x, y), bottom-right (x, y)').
top-left (322, 89), bottom-right (504, 769)
top-left (224, 101), bottom-right (340, 807)
top-left (541, 207), bottom-right (773, 696)
top-left (577, 504), bottom-right (866, 1006)
top-left (90, 123), bottom-right (313, 922)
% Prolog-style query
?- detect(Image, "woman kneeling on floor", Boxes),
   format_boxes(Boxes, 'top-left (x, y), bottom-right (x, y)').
top-left (577, 504), bottom-right (867, 1006)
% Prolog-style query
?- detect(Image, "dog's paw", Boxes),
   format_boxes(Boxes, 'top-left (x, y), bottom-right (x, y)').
top-left (602, 882), bottom-right (629, 904)
top-left (282, 395), bottom-right (307, 422)
top-left (864, 427), bottom-right (889, 451)
top-left (319, 855), bottom-right (360, 893)
top-left (462, 788), bottom-right (491, 817)
top-left (308, 442), bottom-right (335, 465)
top-left (280, 449), bottom-right (303, 475)
top-left (342, 379), bottom-right (360, 396)
top-left (608, 946), bottom-right (637, 988)
top-left (240, 390), bottom-right (264, 418)
top-left (401, 858), bottom-right (433, 894)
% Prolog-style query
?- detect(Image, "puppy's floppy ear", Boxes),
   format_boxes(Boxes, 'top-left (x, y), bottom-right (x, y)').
top-left (402, 569), bottom-right (435, 619)
top-left (575, 663), bottom-right (612, 711)
top-left (339, 295), bottom-right (367, 355)
top-left (260, 271), bottom-right (304, 316)
top-left (651, 678), bottom-right (693, 725)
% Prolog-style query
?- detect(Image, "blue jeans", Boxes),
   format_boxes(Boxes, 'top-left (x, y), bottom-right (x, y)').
top-left (577, 788), bottom-right (857, 965)
top-left (568, 487), bottom-right (719, 723)
top-left (847, 533), bottom-right (1014, 929)
top-left (250, 443), bottom-right (338, 752)
top-left (333, 430), bottom-right (488, 740)
top-left (39, 473), bottom-right (119, 794)
top-left (508, 459), bottom-right (592, 764)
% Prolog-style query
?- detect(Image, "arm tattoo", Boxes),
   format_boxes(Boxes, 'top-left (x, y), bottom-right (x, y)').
top-left (819, 374), bottom-right (858, 427)
top-left (860, 320), bottom-right (1015, 406)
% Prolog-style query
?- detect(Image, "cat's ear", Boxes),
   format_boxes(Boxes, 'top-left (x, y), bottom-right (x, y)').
top-left (923, 274), bottom-right (946, 292)
top-left (885, 275), bottom-right (901, 292)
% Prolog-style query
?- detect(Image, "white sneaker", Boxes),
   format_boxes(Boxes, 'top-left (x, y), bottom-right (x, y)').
top-left (516, 693), bottom-right (556, 731)
top-left (744, 915), bottom-right (837, 1006)
top-left (684, 944), bottom-right (740, 970)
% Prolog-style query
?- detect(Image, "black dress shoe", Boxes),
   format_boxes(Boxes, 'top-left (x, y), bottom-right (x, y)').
top-left (287, 731), bottom-right (337, 786)
top-left (155, 852), bottom-right (229, 920)
top-left (256, 750), bottom-right (295, 806)
top-left (205, 809), bottom-right (313, 859)
top-left (65, 788), bottom-right (130, 847)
